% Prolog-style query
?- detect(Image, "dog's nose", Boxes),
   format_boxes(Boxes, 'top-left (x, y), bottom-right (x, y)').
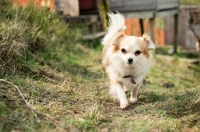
top-left (128, 58), bottom-right (133, 63)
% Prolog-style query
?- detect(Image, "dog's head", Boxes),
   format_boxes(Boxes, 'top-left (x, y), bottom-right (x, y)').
top-left (112, 32), bottom-right (155, 66)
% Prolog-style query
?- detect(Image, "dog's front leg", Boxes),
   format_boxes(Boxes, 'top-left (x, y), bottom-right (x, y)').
top-left (109, 80), bottom-right (129, 109)
top-left (130, 83), bottom-right (142, 103)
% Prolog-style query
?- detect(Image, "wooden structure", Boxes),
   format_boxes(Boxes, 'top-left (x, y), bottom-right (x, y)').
top-left (165, 5), bottom-right (200, 50)
top-left (109, 0), bottom-right (179, 12)
top-left (54, 0), bottom-right (79, 16)
top-left (108, 0), bottom-right (180, 42)
top-left (13, 0), bottom-right (180, 51)
top-left (79, 0), bottom-right (180, 53)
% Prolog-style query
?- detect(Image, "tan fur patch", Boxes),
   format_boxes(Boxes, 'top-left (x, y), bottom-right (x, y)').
top-left (141, 46), bottom-right (150, 58)
top-left (135, 38), bottom-right (150, 58)
top-left (112, 44), bottom-right (119, 53)
top-left (140, 34), bottom-right (152, 58)
top-left (143, 33), bottom-right (151, 42)
top-left (112, 33), bottom-right (124, 53)
top-left (111, 79), bottom-right (120, 84)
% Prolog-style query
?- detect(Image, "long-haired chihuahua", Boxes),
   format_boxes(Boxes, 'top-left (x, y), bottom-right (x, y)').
top-left (102, 12), bottom-right (155, 109)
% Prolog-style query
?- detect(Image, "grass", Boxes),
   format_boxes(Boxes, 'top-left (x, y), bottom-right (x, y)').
top-left (181, 0), bottom-right (200, 5)
top-left (0, 1), bottom-right (200, 132)
top-left (1, 41), bottom-right (200, 132)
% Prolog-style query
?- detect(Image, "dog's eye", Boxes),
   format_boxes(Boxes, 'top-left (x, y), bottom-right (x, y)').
top-left (121, 48), bottom-right (127, 53)
top-left (135, 50), bottom-right (141, 56)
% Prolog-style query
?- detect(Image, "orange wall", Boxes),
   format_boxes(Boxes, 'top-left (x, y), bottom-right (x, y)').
top-left (13, 0), bottom-right (54, 11)
top-left (125, 18), bottom-right (141, 36)
top-left (125, 18), bottom-right (164, 46)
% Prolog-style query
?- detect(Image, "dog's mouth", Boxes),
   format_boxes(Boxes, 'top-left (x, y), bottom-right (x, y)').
top-left (125, 62), bottom-right (133, 67)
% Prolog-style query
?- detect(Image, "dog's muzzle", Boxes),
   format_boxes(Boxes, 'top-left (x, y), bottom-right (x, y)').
top-left (127, 58), bottom-right (133, 64)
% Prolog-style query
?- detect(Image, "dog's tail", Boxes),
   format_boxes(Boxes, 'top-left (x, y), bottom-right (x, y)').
top-left (102, 12), bottom-right (126, 45)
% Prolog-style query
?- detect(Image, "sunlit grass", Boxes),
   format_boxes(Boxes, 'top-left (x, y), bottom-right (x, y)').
top-left (181, 0), bottom-right (200, 5)
top-left (0, 0), bottom-right (200, 131)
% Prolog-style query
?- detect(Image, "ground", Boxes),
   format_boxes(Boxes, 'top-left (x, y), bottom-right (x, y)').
top-left (0, 1), bottom-right (200, 131)
top-left (0, 42), bottom-right (200, 132)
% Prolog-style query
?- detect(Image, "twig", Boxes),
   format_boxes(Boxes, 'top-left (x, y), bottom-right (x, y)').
top-left (0, 79), bottom-right (59, 125)
top-left (0, 79), bottom-right (40, 121)
top-left (154, 97), bottom-right (165, 108)
top-left (195, 98), bottom-right (200, 104)
top-left (189, 24), bottom-right (200, 42)
top-left (0, 79), bottom-right (27, 104)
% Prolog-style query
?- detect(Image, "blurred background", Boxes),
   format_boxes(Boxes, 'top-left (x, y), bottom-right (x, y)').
top-left (13, 0), bottom-right (200, 61)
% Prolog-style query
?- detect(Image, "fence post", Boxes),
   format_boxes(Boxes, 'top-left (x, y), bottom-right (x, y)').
top-left (150, 18), bottom-right (155, 42)
top-left (173, 13), bottom-right (179, 54)
top-left (139, 18), bottom-right (144, 35)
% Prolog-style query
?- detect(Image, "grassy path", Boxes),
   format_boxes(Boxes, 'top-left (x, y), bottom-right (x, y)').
top-left (0, 1), bottom-right (200, 131)
top-left (1, 42), bottom-right (200, 132)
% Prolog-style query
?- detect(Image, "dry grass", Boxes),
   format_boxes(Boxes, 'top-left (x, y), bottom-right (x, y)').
top-left (0, 1), bottom-right (200, 131)
top-left (0, 20), bottom-right (29, 74)
top-left (0, 0), bottom-right (81, 75)
top-left (0, 43), bottom-right (200, 131)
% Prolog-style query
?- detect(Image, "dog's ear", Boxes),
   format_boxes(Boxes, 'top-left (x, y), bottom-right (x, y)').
top-left (112, 31), bottom-right (124, 45)
top-left (143, 33), bottom-right (155, 50)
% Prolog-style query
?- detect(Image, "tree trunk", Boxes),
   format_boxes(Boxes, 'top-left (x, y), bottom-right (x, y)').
top-left (98, 0), bottom-right (110, 31)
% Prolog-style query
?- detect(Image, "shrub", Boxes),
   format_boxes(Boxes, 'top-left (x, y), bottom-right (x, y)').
top-left (0, 0), bottom-right (81, 75)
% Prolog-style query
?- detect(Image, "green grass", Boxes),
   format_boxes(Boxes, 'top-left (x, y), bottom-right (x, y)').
top-left (1, 41), bottom-right (200, 132)
top-left (0, 1), bottom-right (200, 132)
top-left (181, 0), bottom-right (200, 5)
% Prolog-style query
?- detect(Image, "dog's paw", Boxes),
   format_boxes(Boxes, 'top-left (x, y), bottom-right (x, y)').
top-left (120, 103), bottom-right (129, 109)
top-left (130, 97), bottom-right (138, 103)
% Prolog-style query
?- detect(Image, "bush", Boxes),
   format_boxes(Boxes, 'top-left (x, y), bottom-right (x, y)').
top-left (0, 0), bottom-right (81, 75)
top-left (0, 20), bottom-right (28, 73)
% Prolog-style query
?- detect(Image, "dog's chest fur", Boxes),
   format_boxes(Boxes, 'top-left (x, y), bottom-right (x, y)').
top-left (121, 63), bottom-right (150, 89)
top-left (105, 53), bottom-right (151, 89)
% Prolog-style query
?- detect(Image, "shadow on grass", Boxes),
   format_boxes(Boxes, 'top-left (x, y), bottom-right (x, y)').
top-left (160, 90), bottom-right (200, 128)
top-left (159, 91), bottom-right (200, 118)
top-left (139, 91), bottom-right (168, 104)
top-left (0, 76), bottom-right (88, 131)
top-left (128, 90), bottom-right (199, 122)
top-left (24, 42), bottom-right (103, 82)
top-left (0, 40), bottom-right (106, 130)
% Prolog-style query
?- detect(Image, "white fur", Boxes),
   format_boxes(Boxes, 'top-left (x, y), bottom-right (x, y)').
top-left (102, 12), bottom-right (155, 109)
top-left (102, 12), bottom-right (126, 45)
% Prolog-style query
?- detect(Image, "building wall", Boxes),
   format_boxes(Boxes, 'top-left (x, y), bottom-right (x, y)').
top-left (54, 0), bottom-right (79, 16)
top-left (13, 0), bottom-right (54, 11)
top-left (164, 6), bottom-right (200, 50)
top-left (125, 18), bottom-right (164, 46)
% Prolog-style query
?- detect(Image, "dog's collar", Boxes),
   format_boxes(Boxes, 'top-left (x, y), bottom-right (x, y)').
top-left (123, 75), bottom-right (133, 78)
top-left (122, 75), bottom-right (136, 84)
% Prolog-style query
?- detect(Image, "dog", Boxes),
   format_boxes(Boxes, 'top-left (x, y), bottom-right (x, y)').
top-left (102, 12), bottom-right (155, 109)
